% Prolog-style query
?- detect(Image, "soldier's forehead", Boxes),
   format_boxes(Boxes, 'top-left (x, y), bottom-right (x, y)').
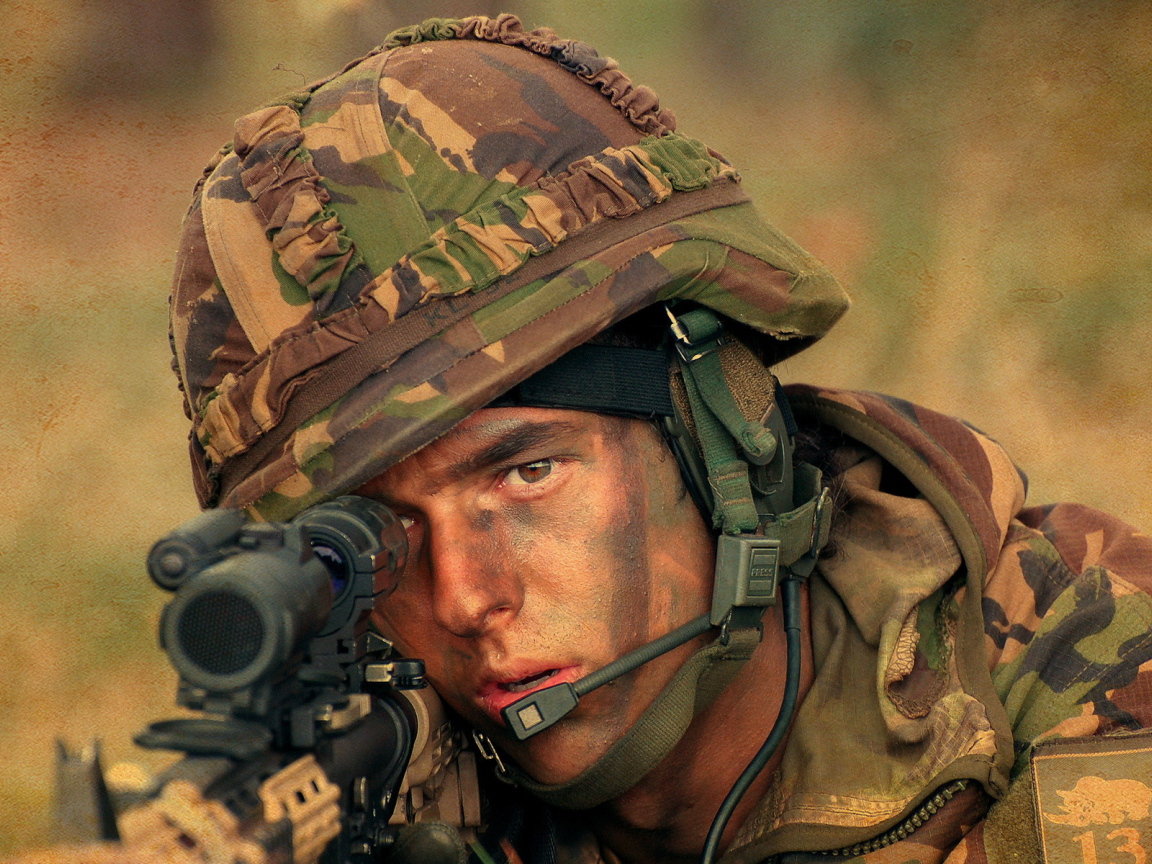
top-left (363, 408), bottom-right (602, 492)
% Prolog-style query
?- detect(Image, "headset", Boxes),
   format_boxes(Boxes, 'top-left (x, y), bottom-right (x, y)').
top-left (484, 303), bottom-right (832, 862)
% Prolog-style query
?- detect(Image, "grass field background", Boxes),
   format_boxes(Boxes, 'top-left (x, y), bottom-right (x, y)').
top-left (2, 0), bottom-right (1150, 851)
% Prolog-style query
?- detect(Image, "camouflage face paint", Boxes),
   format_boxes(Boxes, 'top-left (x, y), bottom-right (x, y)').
top-left (355, 407), bottom-right (714, 785)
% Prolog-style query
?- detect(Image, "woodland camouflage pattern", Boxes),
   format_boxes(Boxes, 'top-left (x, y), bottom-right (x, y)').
top-left (458, 388), bottom-right (1152, 864)
top-left (741, 388), bottom-right (1152, 864)
top-left (169, 13), bottom-right (848, 518)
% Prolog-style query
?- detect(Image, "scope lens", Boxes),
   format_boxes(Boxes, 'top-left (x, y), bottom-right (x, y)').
top-left (178, 591), bottom-right (265, 676)
top-left (310, 542), bottom-right (351, 600)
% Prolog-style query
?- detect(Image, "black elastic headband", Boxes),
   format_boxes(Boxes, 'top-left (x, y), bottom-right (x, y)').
top-left (488, 344), bottom-right (674, 418)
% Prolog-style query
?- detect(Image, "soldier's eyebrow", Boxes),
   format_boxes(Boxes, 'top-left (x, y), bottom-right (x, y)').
top-left (448, 420), bottom-right (582, 481)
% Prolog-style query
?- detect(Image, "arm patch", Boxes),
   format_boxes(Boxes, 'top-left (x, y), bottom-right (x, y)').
top-left (1032, 731), bottom-right (1152, 864)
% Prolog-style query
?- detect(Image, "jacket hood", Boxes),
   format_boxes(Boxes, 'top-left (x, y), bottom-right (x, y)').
top-left (169, 15), bottom-right (850, 519)
top-left (727, 386), bottom-right (1027, 859)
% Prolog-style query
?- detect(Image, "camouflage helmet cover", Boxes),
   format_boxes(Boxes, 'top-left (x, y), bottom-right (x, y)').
top-left (169, 14), bottom-right (850, 520)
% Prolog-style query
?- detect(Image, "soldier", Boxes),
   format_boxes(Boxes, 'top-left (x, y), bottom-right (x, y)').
top-left (168, 15), bottom-right (1152, 864)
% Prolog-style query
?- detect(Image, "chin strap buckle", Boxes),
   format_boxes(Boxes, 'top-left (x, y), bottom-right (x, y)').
top-left (666, 305), bottom-right (725, 362)
top-left (471, 730), bottom-right (515, 785)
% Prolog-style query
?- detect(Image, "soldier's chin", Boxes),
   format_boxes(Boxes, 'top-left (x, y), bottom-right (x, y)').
top-left (502, 706), bottom-right (633, 786)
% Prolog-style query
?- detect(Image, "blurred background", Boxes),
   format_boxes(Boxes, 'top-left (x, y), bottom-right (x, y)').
top-left (1, 0), bottom-right (1149, 851)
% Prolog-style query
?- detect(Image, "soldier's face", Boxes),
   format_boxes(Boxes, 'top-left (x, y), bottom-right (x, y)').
top-left (357, 407), bottom-right (715, 784)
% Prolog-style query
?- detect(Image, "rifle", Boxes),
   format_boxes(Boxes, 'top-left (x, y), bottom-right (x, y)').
top-left (35, 496), bottom-right (481, 864)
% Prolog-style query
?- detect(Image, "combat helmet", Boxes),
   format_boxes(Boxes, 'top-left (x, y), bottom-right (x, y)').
top-left (168, 12), bottom-right (849, 826)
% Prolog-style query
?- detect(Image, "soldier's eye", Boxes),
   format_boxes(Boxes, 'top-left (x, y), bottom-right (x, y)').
top-left (506, 459), bottom-right (554, 485)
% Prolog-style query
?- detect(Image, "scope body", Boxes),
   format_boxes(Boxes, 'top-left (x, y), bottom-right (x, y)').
top-left (134, 497), bottom-right (455, 863)
top-left (148, 497), bottom-right (408, 718)
top-left (159, 522), bottom-right (331, 709)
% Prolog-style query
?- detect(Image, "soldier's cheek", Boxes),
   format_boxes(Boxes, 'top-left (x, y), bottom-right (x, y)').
top-left (368, 565), bottom-right (443, 648)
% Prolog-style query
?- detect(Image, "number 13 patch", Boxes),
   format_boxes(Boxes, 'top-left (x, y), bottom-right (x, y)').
top-left (1032, 731), bottom-right (1152, 864)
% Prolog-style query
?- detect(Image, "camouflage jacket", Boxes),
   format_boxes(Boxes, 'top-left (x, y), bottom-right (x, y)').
top-left (463, 386), bottom-right (1152, 864)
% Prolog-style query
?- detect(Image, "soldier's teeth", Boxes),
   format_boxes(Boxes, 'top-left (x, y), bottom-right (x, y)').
top-left (503, 670), bottom-right (558, 693)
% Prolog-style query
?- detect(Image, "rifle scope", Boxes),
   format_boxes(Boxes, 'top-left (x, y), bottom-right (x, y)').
top-left (147, 497), bottom-right (407, 707)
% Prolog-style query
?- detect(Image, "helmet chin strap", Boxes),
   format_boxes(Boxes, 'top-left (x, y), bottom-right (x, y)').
top-left (491, 621), bottom-right (762, 809)
top-left (474, 307), bottom-right (832, 824)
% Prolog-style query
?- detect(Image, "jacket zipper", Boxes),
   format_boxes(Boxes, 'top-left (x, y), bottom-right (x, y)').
top-left (816, 779), bottom-right (969, 857)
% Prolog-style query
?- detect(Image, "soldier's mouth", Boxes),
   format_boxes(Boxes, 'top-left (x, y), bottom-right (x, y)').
top-left (501, 669), bottom-right (560, 692)
top-left (477, 665), bottom-right (581, 721)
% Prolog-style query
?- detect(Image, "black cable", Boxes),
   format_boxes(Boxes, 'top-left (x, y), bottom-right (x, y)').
top-left (699, 576), bottom-right (805, 864)
top-left (574, 614), bottom-right (712, 696)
